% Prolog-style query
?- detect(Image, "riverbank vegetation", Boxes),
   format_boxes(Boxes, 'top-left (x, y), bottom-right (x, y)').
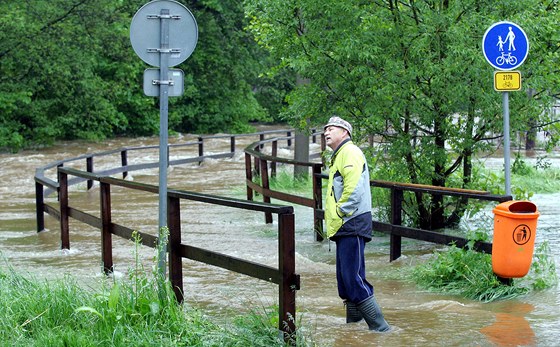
top-left (266, 163), bottom-right (559, 302)
top-left (0, 230), bottom-right (310, 347)
top-left (247, 0), bottom-right (560, 231)
top-left (0, 1), bottom-right (292, 152)
top-left (0, 260), bottom-right (309, 347)
top-left (412, 242), bottom-right (558, 302)
top-left (411, 162), bottom-right (559, 302)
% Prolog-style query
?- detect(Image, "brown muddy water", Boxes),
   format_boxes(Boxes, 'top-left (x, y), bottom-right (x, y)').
top-left (1, 131), bottom-right (559, 346)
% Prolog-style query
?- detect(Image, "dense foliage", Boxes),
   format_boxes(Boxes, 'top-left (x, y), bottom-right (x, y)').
top-left (245, 0), bottom-right (560, 229)
top-left (0, 0), bottom-right (291, 151)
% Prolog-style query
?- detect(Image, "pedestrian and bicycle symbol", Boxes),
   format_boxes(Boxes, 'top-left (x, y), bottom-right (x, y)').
top-left (482, 21), bottom-right (529, 71)
top-left (482, 22), bottom-right (529, 196)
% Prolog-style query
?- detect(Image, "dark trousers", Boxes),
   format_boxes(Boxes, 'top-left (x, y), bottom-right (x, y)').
top-left (335, 235), bottom-right (374, 304)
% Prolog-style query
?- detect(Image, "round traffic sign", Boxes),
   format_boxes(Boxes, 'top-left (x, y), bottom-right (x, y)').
top-left (130, 0), bottom-right (198, 67)
top-left (482, 21), bottom-right (528, 71)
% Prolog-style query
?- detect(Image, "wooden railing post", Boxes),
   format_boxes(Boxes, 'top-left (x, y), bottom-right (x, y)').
top-left (287, 131), bottom-right (292, 147)
top-left (86, 156), bottom-right (94, 190)
top-left (260, 159), bottom-right (273, 224)
top-left (312, 164), bottom-right (324, 241)
top-left (271, 140), bottom-right (278, 178)
top-left (254, 145), bottom-right (261, 176)
top-left (245, 153), bottom-right (253, 201)
top-left (58, 170), bottom-right (70, 250)
top-left (168, 195), bottom-right (184, 303)
top-left (259, 134), bottom-right (265, 149)
top-left (230, 136), bottom-right (235, 154)
top-left (100, 181), bottom-right (113, 274)
top-left (56, 163), bottom-right (63, 201)
top-left (279, 212), bottom-right (297, 343)
top-left (35, 180), bottom-right (45, 232)
top-left (121, 150), bottom-right (128, 179)
top-left (390, 188), bottom-right (403, 261)
top-left (198, 136), bottom-right (204, 164)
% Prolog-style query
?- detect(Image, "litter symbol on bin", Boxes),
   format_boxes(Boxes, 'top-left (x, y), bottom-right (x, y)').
top-left (513, 224), bottom-right (531, 245)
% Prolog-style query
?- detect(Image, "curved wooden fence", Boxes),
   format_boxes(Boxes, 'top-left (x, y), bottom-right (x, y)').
top-left (244, 136), bottom-right (513, 260)
top-left (34, 129), bottom-right (309, 342)
top-left (33, 127), bottom-right (513, 340)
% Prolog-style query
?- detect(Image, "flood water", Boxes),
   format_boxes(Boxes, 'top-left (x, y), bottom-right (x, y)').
top-left (1, 130), bottom-right (559, 346)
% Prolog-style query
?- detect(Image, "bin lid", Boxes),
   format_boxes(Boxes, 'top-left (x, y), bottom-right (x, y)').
top-left (493, 200), bottom-right (540, 218)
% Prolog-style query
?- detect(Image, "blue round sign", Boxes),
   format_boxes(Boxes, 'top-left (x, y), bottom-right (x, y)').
top-left (482, 21), bottom-right (529, 71)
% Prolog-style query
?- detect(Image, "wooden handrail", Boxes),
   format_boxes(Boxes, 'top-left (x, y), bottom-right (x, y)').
top-left (54, 166), bottom-right (299, 341)
top-left (34, 129), bottom-right (302, 233)
top-left (243, 133), bottom-right (325, 241)
top-left (243, 134), bottom-right (512, 261)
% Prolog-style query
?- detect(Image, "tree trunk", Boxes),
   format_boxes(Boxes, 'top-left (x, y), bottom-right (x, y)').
top-left (426, 118), bottom-right (446, 230)
top-left (526, 125), bottom-right (536, 150)
top-left (294, 74), bottom-right (310, 179)
top-left (294, 130), bottom-right (309, 179)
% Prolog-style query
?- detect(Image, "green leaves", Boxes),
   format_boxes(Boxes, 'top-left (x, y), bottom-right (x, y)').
top-left (246, 0), bottom-right (560, 228)
top-left (1, 1), bottom-right (285, 151)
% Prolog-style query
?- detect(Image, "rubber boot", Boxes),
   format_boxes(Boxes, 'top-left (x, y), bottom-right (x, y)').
top-left (356, 296), bottom-right (390, 332)
top-left (345, 300), bottom-right (363, 323)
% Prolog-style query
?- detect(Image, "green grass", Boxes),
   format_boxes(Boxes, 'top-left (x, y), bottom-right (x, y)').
top-left (408, 159), bottom-right (559, 301)
top-left (477, 158), bottom-right (560, 198)
top-left (268, 170), bottom-right (314, 193)
top-left (411, 242), bottom-right (558, 302)
top-left (512, 166), bottom-right (560, 194)
top-left (0, 265), bottom-right (309, 347)
top-left (0, 234), bottom-right (311, 347)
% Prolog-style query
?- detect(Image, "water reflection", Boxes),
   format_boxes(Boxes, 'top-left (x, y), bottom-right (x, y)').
top-left (480, 302), bottom-right (535, 347)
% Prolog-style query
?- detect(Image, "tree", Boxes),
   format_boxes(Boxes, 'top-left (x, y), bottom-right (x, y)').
top-left (0, 0), bottom-right (289, 151)
top-left (0, 0), bottom-right (156, 151)
top-left (171, 1), bottom-right (270, 134)
top-left (245, 0), bottom-right (560, 229)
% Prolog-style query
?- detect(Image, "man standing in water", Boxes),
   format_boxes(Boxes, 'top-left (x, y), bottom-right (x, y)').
top-left (323, 116), bottom-right (390, 332)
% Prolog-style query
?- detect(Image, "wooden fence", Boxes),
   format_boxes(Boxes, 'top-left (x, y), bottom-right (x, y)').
top-left (34, 129), bottom-right (305, 342)
top-left (244, 135), bottom-right (513, 260)
top-left (244, 133), bottom-right (325, 241)
top-left (34, 127), bottom-right (514, 340)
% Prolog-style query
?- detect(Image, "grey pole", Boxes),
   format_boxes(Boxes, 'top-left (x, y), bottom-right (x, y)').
top-left (131, 1), bottom-right (197, 285)
top-left (503, 91), bottom-right (511, 196)
top-left (158, 8), bottom-right (170, 276)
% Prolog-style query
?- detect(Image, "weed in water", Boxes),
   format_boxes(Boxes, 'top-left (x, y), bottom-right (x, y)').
top-left (412, 240), bottom-right (557, 302)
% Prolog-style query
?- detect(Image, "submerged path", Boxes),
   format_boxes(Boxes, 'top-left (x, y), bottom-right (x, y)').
top-left (1, 131), bottom-right (560, 346)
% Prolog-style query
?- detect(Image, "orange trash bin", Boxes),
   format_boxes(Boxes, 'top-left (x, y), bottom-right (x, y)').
top-left (492, 201), bottom-right (539, 278)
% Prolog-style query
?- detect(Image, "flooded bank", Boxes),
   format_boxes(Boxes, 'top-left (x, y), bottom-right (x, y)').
top-left (1, 134), bottom-right (559, 346)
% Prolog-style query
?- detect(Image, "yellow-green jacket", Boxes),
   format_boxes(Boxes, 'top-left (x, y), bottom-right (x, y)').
top-left (325, 139), bottom-right (373, 240)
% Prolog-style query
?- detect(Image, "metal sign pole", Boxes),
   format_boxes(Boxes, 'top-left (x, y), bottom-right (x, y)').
top-left (503, 91), bottom-right (511, 196)
top-left (130, 0), bottom-right (198, 282)
top-left (482, 21), bottom-right (529, 197)
top-left (158, 9), bottom-right (170, 276)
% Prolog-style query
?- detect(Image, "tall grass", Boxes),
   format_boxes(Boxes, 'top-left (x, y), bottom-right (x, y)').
top-left (0, 233), bottom-right (312, 347)
top-left (477, 157), bottom-right (560, 198)
top-left (0, 267), bottom-right (290, 346)
top-left (411, 242), bottom-right (558, 302)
